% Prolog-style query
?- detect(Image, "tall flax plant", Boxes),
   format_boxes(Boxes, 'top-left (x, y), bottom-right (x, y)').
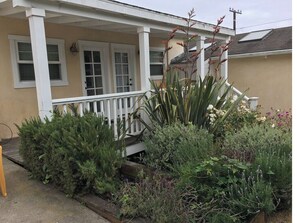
top-left (135, 9), bottom-right (244, 133)
top-left (138, 73), bottom-right (243, 133)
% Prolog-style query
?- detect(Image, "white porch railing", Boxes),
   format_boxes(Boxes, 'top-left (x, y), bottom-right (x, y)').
top-left (52, 91), bottom-right (146, 138)
top-left (226, 82), bottom-right (259, 110)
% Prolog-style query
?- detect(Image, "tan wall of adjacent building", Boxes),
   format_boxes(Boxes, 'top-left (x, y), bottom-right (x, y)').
top-left (228, 54), bottom-right (292, 112)
top-left (0, 16), bottom-right (183, 139)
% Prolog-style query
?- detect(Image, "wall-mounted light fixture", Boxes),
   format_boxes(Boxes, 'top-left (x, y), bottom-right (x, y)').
top-left (70, 42), bottom-right (79, 55)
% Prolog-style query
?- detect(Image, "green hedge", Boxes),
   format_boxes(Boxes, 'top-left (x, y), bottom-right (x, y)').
top-left (17, 113), bottom-right (124, 196)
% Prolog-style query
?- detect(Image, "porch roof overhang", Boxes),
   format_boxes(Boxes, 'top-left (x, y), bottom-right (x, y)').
top-left (0, 0), bottom-right (235, 39)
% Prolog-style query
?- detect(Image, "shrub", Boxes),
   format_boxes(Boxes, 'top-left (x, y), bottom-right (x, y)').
top-left (213, 101), bottom-right (263, 141)
top-left (17, 113), bottom-right (124, 196)
top-left (117, 173), bottom-right (190, 223)
top-left (117, 173), bottom-right (229, 223)
top-left (175, 156), bottom-right (275, 222)
top-left (223, 124), bottom-right (291, 162)
top-left (253, 147), bottom-right (292, 209)
top-left (176, 156), bottom-right (250, 201)
top-left (226, 170), bottom-right (276, 221)
top-left (265, 108), bottom-right (292, 132)
top-left (223, 124), bottom-right (292, 210)
top-left (143, 122), bottom-right (213, 171)
top-left (18, 118), bottom-right (46, 180)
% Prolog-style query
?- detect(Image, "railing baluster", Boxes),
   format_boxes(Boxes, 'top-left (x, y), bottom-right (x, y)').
top-left (132, 96), bottom-right (137, 134)
top-left (86, 102), bottom-right (90, 112)
top-left (63, 104), bottom-right (67, 114)
top-left (93, 101), bottom-right (98, 115)
top-left (107, 99), bottom-right (111, 127)
top-left (113, 98), bottom-right (117, 138)
top-left (123, 97), bottom-right (129, 134)
top-left (100, 101), bottom-right (104, 116)
top-left (119, 97), bottom-right (123, 121)
top-left (79, 103), bottom-right (83, 117)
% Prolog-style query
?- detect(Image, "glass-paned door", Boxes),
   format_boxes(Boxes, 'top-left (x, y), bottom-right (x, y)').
top-left (114, 52), bottom-right (133, 93)
top-left (83, 50), bottom-right (104, 96)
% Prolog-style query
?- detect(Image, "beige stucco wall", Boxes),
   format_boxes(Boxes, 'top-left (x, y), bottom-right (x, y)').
top-left (228, 54), bottom-right (292, 112)
top-left (0, 16), bottom-right (184, 139)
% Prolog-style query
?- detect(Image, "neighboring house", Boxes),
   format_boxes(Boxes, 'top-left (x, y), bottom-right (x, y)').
top-left (172, 27), bottom-right (292, 112)
top-left (227, 27), bottom-right (292, 112)
top-left (0, 0), bottom-right (233, 145)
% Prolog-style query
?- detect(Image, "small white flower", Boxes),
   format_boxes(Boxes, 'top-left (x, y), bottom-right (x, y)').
top-left (256, 116), bottom-right (266, 122)
top-left (271, 124), bottom-right (275, 128)
top-left (207, 104), bottom-right (214, 110)
top-left (209, 114), bottom-right (216, 118)
top-left (232, 95), bottom-right (238, 101)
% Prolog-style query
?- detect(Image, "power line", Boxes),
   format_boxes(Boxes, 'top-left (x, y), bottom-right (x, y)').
top-left (238, 18), bottom-right (292, 29)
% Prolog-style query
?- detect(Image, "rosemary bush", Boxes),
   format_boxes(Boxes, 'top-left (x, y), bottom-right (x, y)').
top-left (18, 113), bottom-right (124, 196)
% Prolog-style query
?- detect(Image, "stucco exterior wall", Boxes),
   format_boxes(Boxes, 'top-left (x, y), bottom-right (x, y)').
top-left (0, 16), bottom-right (183, 139)
top-left (228, 54), bottom-right (292, 112)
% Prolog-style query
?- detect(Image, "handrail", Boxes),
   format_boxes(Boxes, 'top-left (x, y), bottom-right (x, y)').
top-left (225, 82), bottom-right (259, 110)
top-left (52, 90), bottom-right (146, 105)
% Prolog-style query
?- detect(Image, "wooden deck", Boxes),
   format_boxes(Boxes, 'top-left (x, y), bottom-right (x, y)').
top-left (1, 138), bottom-right (23, 166)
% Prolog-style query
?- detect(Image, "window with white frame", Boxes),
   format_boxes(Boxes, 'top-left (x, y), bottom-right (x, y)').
top-left (9, 35), bottom-right (68, 88)
top-left (149, 48), bottom-right (164, 79)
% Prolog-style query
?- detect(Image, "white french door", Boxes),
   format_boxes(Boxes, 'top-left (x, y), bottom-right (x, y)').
top-left (111, 44), bottom-right (136, 93)
top-left (83, 50), bottom-right (104, 96)
top-left (79, 41), bottom-right (110, 96)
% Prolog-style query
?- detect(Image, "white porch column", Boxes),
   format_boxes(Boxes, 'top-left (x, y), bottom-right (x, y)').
top-left (26, 8), bottom-right (53, 120)
top-left (220, 38), bottom-right (230, 80)
top-left (137, 27), bottom-right (151, 91)
top-left (196, 35), bottom-right (206, 81)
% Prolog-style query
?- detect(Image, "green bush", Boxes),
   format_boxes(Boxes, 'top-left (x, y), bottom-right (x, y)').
top-left (17, 113), bottom-right (124, 196)
top-left (223, 124), bottom-right (291, 162)
top-left (117, 173), bottom-right (189, 223)
top-left (144, 122), bottom-right (213, 171)
top-left (176, 156), bottom-right (249, 201)
top-left (117, 173), bottom-right (228, 223)
top-left (253, 147), bottom-right (292, 209)
top-left (18, 118), bottom-right (46, 180)
top-left (226, 170), bottom-right (276, 221)
top-left (223, 124), bottom-right (292, 209)
top-left (213, 101), bottom-right (263, 141)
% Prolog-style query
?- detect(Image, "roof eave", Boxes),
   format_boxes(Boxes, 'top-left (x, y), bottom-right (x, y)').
top-left (12, 0), bottom-right (234, 38)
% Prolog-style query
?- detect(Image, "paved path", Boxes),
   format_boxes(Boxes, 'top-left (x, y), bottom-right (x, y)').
top-left (0, 158), bottom-right (110, 223)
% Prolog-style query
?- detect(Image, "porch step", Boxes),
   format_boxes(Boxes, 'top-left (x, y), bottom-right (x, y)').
top-left (125, 142), bottom-right (145, 157)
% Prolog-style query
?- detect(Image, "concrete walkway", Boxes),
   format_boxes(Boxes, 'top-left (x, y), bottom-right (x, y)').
top-left (0, 158), bottom-right (110, 223)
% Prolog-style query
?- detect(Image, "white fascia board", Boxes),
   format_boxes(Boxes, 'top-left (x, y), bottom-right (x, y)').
top-left (12, 0), bottom-right (234, 38)
top-left (228, 49), bottom-right (292, 59)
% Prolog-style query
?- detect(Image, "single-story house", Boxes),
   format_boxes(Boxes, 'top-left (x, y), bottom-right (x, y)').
top-left (172, 26), bottom-right (292, 112)
top-left (227, 27), bottom-right (292, 111)
top-left (0, 0), bottom-right (234, 146)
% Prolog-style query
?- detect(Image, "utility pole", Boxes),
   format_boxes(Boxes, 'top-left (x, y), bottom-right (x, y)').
top-left (229, 8), bottom-right (242, 33)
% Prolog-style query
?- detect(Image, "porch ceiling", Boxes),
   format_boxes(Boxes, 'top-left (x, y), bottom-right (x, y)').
top-left (0, 0), bottom-right (235, 39)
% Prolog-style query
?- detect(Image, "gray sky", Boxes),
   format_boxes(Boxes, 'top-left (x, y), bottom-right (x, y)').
top-left (117, 0), bottom-right (292, 33)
